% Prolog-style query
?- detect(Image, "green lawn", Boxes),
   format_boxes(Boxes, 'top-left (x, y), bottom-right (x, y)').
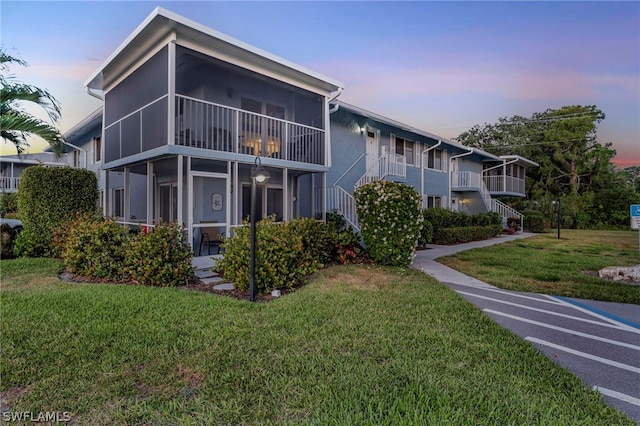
top-left (437, 229), bottom-right (640, 304)
top-left (0, 258), bottom-right (634, 425)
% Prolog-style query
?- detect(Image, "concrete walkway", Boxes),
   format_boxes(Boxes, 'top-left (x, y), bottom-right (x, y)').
top-left (411, 233), bottom-right (537, 286)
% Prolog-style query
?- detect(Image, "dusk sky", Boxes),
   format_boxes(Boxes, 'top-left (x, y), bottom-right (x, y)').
top-left (1, 1), bottom-right (638, 167)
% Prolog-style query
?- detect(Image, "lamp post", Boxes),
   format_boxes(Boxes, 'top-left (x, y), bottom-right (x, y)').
top-left (249, 157), bottom-right (270, 302)
top-left (556, 198), bottom-right (561, 239)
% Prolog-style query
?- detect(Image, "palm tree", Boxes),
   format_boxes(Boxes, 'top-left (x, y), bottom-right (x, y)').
top-left (1, 48), bottom-right (65, 155)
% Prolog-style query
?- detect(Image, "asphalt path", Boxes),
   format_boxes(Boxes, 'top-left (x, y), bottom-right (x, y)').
top-left (411, 234), bottom-right (640, 423)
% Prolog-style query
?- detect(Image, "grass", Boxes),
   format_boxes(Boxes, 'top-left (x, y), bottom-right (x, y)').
top-left (437, 229), bottom-right (640, 304)
top-left (1, 258), bottom-right (634, 424)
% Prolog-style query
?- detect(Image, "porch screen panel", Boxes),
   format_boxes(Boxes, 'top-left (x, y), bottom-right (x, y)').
top-left (104, 125), bottom-right (121, 163)
top-left (142, 98), bottom-right (168, 151)
top-left (120, 114), bottom-right (141, 158)
top-left (104, 46), bottom-right (168, 127)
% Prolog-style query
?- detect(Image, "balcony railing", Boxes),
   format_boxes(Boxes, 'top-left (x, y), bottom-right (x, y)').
top-left (175, 95), bottom-right (325, 166)
top-left (355, 153), bottom-right (406, 189)
top-left (483, 175), bottom-right (525, 195)
top-left (0, 177), bottom-right (20, 192)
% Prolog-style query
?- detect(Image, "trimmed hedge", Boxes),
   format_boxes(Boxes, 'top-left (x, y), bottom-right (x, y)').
top-left (422, 208), bottom-right (504, 245)
top-left (433, 224), bottom-right (503, 245)
top-left (354, 181), bottom-right (422, 267)
top-left (15, 166), bottom-right (98, 257)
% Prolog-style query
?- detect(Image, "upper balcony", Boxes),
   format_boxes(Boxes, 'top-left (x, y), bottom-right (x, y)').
top-left (175, 95), bottom-right (325, 165)
top-left (451, 171), bottom-right (526, 197)
top-left (483, 174), bottom-right (526, 197)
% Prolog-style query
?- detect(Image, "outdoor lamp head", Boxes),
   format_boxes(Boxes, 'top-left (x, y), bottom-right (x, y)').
top-left (251, 157), bottom-right (270, 184)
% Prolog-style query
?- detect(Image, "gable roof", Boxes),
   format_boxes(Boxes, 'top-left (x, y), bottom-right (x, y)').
top-left (85, 7), bottom-right (343, 95)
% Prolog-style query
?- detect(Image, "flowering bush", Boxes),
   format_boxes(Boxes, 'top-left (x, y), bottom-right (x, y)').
top-left (354, 181), bottom-right (422, 267)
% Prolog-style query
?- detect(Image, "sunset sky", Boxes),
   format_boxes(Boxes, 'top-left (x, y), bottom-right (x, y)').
top-left (1, 1), bottom-right (638, 167)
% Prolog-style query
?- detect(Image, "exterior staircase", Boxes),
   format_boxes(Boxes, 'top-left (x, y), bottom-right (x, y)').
top-left (327, 152), bottom-right (406, 232)
top-left (452, 171), bottom-right (524, 230)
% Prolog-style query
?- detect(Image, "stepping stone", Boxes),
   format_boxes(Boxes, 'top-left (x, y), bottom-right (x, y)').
top-left (212, 283), bottom-right (234, 291)
top-left (201, 276), bottom-right (225, 285)
top-left (194, 269), bottom-right (216, 279)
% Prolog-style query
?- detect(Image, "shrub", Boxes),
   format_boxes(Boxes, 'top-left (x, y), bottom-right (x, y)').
top-left (0, 192), bottom-right (18, 218)
top-left (325, 211), bottom-right (362, 263)
top-left (423, 207), bottom-right (455, 235)
top-left (215, 217), bottom-right (326, 293)
top-left (433, 225), bottom-right (503, 244)
top-left (418, 218), bottom-right (433, 246)
top-left (286, 217), bottom-right (333, 264)
top-left (507, 217), bottom-right (522, 232)
top-left (354, 181), bottom-right (422, 267)
top-left (16, 167), bottom-right (98, 257)
top-left (125, 222), bottom-right (194, 287)
top-left (0, 223), bottom-right (16, 259)
top-left (62, 216), bottom-right (130, 280)
top-left (523, 209), bottom-right (546, 233)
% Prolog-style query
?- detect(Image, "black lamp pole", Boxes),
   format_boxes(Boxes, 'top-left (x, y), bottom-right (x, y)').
top-left (557, 198), bottom-right (561, 239)
top-left (249, 157), bottom-right (270, 302)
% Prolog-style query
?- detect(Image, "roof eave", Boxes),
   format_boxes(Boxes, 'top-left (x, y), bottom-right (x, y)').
top-left (85, 7), bottom-right (343, 94)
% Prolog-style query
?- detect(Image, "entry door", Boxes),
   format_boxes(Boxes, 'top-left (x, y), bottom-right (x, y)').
top-left (366, 130), bottom-right (378, 177)
top-left (190, 173), bottom-right (229, 250)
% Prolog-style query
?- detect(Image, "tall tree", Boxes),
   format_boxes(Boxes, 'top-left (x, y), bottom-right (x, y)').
top-left (455, 105), bottom-right (608, 197)
top-left (0, 48), bottom-right (65, 155)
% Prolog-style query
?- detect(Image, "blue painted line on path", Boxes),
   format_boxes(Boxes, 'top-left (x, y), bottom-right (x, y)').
top-left (555, 296), bottom-right (640, 330)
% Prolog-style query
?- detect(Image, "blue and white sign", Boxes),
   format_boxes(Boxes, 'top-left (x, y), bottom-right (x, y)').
top-left (631, 204), bottom-right (640, 230)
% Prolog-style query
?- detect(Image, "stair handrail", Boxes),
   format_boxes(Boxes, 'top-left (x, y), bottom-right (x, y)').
top-left (332, 153), bottom-right (366, 187)
top-left (327, 185), bottom-right (360, 231)
top-left (354, 152), bottom-right (388, 189)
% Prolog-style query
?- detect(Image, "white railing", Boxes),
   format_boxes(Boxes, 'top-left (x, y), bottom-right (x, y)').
top-left (386, 153), bottom-right (406, 178)
top-left (483, 175), bottom-right (525, 195)
top-left (451, 171), bottom-right (484, 189)
top-left (354, 153), bottom-right (406, 189)
top-left (0, 177), bottom-right (20, 192)
top-left (175, 95), bottom-right (325, 166)
top-left (326, 185), bottom-right (360, 232)
top-left (478, 178), bottom-right (493, 212)
top-left (491, 198), bottom-right (524, 230)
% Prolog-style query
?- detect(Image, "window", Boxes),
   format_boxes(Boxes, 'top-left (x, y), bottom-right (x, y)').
top-left (426, 149), bottom-right (444, 171)
top-left (72, 150), bottom-right (80, 168)
top-left (427, 196), bottom-right (442, 209)
top-left (94, 137), bottom-right (102, 163)
top-left (394, 137), bottom-right (417, 166)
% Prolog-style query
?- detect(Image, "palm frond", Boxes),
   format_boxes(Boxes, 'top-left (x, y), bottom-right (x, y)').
top-left (1, 110), bottom-right (65, 155)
